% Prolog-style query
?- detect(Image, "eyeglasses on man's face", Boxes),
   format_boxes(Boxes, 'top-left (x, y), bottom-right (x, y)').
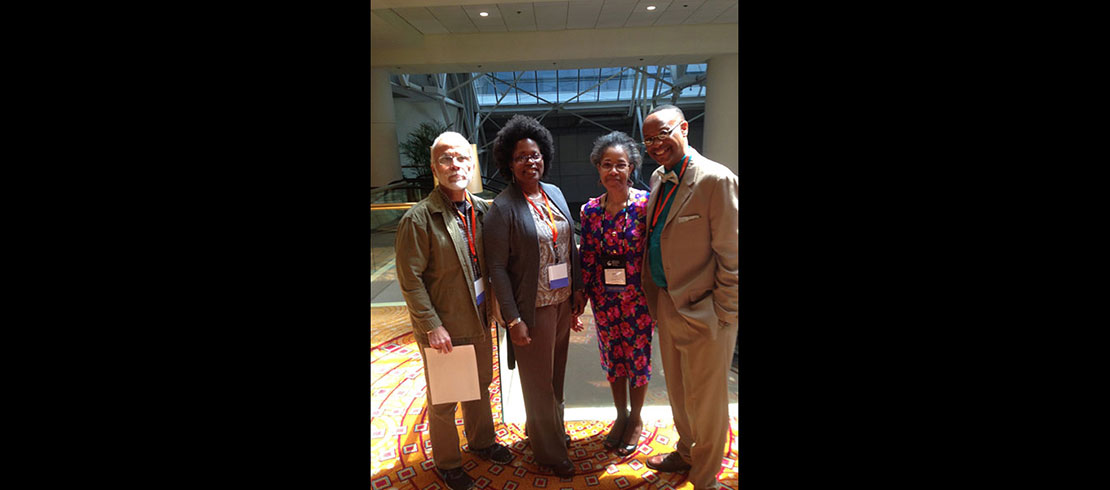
top-left (437, 153), bottom-right (472, 166)
top-left (513, 152), bottom-right (542, 165)
top-left (642, 121), bottom-right (684, 147)
top-left (600, 162), bottom-right (630, 171)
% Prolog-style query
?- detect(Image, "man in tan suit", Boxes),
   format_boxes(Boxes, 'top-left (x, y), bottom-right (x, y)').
top-left (640, 105), bottom-right (739, 489)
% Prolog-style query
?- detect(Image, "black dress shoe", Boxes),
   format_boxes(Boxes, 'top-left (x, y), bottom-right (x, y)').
top-left (614, 419), bottom-right (642, 456)
top-left (548, 460), bottom-right (575, 478)
top-left (603, 428), bottom-right (621, 449)
top-left (435, 467), bottom-right (475, 490)
top-left (468, 442), bottom-right (513, 464)
top-left (645, 451), bottom-right (692, 472)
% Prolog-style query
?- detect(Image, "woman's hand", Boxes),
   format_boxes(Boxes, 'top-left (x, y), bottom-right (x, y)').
top-left (571, 316), bottom-right (584, 332)
top-left (509, 322), bottom-right (532, 346)
top-left (571, 290), bottom-right (586, 316)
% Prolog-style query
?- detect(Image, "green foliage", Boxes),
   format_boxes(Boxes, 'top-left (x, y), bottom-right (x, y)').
top-left (398, 121), bottom-right (449, 186)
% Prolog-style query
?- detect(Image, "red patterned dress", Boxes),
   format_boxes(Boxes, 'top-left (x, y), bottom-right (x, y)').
top-left (579, 188), bottom-right (656, 388)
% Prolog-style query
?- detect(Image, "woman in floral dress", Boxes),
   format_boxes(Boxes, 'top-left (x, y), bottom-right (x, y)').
top-left (579, 131), bottom-right (656, 456)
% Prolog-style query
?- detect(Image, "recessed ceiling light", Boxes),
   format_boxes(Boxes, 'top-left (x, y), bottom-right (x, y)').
top-left (479, 11), bottom-right (489, 17)
top-left (647, 6), bottom-right (657, 10)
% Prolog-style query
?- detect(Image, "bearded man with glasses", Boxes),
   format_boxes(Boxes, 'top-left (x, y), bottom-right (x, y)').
top-left (639, 105), bottom-right (739, 490)
top-left (395, 131), bottom-right (513, 490)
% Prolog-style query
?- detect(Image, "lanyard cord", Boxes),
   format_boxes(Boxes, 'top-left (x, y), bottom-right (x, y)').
top-left (454, 192), bottom-right (478, 262)
top-left (603, 191), bottom-right (632, 255)
top-left (649, 155), bottom-right (691, 232)
top-left (525, 189), bottom-right (559, 251)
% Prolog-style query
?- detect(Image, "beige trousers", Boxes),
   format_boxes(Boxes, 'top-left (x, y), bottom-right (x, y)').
top-left (514, 299), bottom-right (573, 465)
top-left (417, 331), bottom-right (496, 470)
top-left (654, 289), bottom-right (738, 489)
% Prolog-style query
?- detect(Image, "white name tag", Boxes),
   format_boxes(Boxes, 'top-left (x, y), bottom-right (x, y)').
top-left (603, 268), bottom-right (626, 286)
top-left (548, 262), bottom-right (569, 289)
top-left (474, 277), bottom-right (485, 305)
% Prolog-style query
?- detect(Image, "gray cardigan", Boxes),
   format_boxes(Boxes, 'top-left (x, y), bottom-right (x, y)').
top-left (482, 181), bottom-right (584, 335)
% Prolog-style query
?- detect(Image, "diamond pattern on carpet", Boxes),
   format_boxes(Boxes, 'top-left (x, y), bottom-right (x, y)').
top-left (371, 306), bottom-right (739, 489)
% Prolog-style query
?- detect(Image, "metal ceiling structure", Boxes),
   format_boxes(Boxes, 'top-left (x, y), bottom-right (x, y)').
top-left (390, 63), bottom-right (708, 189)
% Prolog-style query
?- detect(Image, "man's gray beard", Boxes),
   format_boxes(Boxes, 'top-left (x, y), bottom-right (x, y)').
top-left (440, 176), bottom-right (469, 191)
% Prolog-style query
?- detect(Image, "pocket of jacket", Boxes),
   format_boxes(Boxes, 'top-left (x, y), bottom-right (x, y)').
top-left (675, 214), bottom-right (701, 224)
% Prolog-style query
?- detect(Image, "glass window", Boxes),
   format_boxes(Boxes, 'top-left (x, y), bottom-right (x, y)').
top-left (536, 70), bottom-right (557, 103)
top-left (469, 63), bottom-right (708, 107)
top-left (557, 69), bottom-right (578, 103)
top-left (618, 70), bottom-right (636, 99)
top-left (580, 68), bottom-right (601, 103)
top-left (474, 75), bottom-right (497, 105)
top-left (518, 71), bottom-right (538, 104)
top-left (599, 67), bottom-right (620, 101)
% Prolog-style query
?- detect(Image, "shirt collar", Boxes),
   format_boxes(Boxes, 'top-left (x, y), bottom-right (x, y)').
top-left (659, 150), bottom-right (696, 185)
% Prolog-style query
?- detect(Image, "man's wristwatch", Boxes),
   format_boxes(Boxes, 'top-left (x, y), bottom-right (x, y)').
top-left (507, 317), bottom-right (523, 328)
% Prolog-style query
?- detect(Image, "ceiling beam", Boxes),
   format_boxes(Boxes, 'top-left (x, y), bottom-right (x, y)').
top-left (372, 23), bottom-right (737, 73)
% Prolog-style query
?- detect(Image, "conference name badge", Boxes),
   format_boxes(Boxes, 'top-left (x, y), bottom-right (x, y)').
top-left (549, 262), bottom-right (569, 289)
top-left (602, 254), bottom-right (627, 291)
top-left (474, 277), bottom-right (485, 305)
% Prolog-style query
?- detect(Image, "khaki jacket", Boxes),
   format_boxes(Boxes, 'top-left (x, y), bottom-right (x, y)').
top-left (642, 148), bottom-right (739, 340)
top-left (394, 187), bottom-right (496, 345)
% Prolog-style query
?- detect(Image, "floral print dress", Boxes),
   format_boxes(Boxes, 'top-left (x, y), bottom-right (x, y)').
top-left (579, 188), bottom-right (656, 388)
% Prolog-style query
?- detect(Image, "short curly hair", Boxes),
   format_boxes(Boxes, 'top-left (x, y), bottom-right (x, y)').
top-left (588, 131), bottom-right (642, 185)
top-left (492, 114), bottom-right (555, 180)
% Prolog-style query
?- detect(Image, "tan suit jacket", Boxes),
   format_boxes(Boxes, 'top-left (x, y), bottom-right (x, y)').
top-left (642, 148), bottom-right (739, 340)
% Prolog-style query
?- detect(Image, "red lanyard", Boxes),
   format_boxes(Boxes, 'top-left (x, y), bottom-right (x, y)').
top-left (525, 189), bottom-right (559, 249)
top-left (454, 192), bottom-right (478, 260)
top-left (650, 155), bottom-right (690, 232)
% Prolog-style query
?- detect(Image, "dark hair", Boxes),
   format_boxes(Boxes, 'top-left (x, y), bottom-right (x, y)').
top-left (492, 114), bottom-right (555, 179)
top-left (647, 104), bottom-right (685, 121)
top-left (589, 131), bottom-right (642, 184)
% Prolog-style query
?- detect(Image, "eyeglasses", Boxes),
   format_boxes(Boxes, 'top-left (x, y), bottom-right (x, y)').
top-left (437, 154), bottom-right (471, 165)
top-left (642, 122), bottom-right (684, 147)
top-left (513, 152), bottom-right (542, 164)
top-left (600, 162), bottom-right (630, 171)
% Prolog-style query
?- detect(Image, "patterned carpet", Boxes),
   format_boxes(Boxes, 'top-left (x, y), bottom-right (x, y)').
top-left (371, 305), bottom-right (739, 489)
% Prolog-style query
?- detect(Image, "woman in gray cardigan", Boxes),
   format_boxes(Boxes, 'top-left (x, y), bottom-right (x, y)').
top-left (483, 114), bottom-right (585, 477)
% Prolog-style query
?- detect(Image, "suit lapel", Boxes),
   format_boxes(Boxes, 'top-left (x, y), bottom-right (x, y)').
top-left (645, 167), bottom-right (665, 224)
top-left (662, 159), bottom-right (698, 230)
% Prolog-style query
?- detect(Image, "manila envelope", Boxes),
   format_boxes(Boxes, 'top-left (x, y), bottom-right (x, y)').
top-left (423, 345), bottom-right (480, 405)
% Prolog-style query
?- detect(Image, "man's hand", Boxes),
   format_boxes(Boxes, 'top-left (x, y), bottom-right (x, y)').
top-left (509, 322), bottom-right (532, 346)
top-left (427, 326), bottom-right (453, 354)
top-left (571, 316), bottom-right (584, 332)
top-left (571, 290), bottom-right (586, 316)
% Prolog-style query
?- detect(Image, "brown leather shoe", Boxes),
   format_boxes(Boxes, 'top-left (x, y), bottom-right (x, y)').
top-left (645, 451), bottom-right (692, 472)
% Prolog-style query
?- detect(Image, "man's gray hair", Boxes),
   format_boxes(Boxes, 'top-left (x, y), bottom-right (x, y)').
top-left (429, 131), bottom-right (470, 164)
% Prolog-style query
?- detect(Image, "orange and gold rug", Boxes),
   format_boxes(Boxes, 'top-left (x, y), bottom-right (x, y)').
top-left (371, 305), bottom-right (739, 489)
